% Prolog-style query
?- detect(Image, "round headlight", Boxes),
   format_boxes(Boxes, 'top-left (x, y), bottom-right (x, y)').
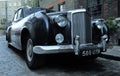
top-left (97, 25), bottom-right (102, 29)
top-left (55, 33), bottom-right (64, 44)
top-left (55, 15), bottom-right (68, 27)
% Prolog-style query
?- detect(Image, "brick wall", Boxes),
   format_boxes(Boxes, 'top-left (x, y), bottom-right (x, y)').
top-left (75, 0), bottom-right (119, 19)
top-left (74, 0), bottom-right (87, 9)
top-left (119, 0), bottom-right (120, 17)
top-left (103, 0), bottom-right (119, 19)
top-left (39, 0), bottom-right (119, 18)
top-left (39, 0), bottom-right (75, 11)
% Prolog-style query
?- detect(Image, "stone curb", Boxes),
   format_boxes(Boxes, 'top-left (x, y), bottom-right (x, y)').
top-left (100, 53), bottom-right (120, 61)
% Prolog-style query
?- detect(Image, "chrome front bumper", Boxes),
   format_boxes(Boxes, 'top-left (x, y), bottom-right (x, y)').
top-left (33, 45), bottom-right (73, 54)
top-left (33, 43), bottom-right (105, 55)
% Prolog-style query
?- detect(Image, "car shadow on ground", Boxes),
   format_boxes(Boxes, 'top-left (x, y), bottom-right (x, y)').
top-left (9, 46), bottom-right (106, 73)
top-left (45, 54), bottom-right (105, 71)
top-left (8, 45), bottom-right (26, 61)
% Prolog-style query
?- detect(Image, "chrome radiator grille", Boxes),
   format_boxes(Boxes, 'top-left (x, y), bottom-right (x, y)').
top-left (68, 9), bottom-right (92, 44)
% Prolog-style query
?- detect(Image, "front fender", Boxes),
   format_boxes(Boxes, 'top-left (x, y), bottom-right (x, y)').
top-left (29, 12), bottom-right (50, 45)
top-left (92, 23), bottom-right (110, 43)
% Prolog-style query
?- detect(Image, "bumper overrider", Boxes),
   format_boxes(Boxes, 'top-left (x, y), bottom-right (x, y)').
top-left (33, 35), bottom-right (108, 56)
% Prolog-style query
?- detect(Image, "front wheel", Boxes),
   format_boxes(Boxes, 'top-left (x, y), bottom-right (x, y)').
top-left (26, 39), bottom-right (45, 70)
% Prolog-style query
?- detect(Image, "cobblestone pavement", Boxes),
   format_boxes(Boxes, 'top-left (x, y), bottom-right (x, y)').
top-left (0, 35), bottom-right (120, 76)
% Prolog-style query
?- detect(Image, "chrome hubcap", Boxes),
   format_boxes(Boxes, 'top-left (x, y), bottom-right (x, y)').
top-left (27, 39), bottom-right (33, 62)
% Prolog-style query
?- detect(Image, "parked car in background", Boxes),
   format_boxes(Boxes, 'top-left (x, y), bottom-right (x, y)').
top-left (6, 6), bottom-right (109, 69)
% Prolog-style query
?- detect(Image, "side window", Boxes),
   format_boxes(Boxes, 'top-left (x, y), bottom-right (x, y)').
top-left (13, 12), bottom-right (18, 21)
top-left (13, 8), bottom-right (24, 22)
top-left (17, 9), bottom-right (23, 20)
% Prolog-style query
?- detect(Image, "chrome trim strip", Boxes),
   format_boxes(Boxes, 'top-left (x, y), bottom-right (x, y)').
top-left (68, 9), bottom-right (86, 14)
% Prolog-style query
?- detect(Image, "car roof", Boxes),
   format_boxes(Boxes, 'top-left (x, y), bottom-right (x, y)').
top-left (22, 6), bottom-right (55, 17)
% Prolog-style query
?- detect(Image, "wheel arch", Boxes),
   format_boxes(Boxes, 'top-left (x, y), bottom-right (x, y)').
top-left (32, 12), bottom-right (50, 45)
top-left (21, 28), bottom-right (31, 51)
top-left (6, 26), bottom-right (11, 42)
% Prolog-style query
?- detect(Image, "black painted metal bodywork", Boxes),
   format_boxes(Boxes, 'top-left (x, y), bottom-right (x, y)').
top-left (6, 6), bottom-right (71, 50)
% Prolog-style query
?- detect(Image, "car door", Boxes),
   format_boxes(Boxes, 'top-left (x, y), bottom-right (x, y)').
top-left (11, 8), bottom-right (24, 49)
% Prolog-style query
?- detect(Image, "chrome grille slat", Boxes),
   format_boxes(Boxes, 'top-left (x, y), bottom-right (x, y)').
top-left (67, 9), bottom-right (92, 44)
top-left (73, 13), bottom-right (86, 43)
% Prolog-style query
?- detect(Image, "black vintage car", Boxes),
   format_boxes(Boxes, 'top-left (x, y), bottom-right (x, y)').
top-left (6, 6), bottom-right (109, 69)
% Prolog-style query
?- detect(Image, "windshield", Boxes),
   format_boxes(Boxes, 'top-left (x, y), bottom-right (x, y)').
top-left (24, 7), bottom-right (55, 17)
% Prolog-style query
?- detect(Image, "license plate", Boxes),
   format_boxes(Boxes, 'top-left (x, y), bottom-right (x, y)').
top-left (82, 49), bottom-right (100, 56)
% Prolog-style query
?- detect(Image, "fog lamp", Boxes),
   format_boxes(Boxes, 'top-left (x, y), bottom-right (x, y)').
top-left (55, 33), bottom-right (64, 44)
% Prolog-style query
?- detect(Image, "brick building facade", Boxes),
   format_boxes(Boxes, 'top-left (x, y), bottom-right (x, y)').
top-left (70, 0), bottom-right (120, 19)
top-left (39, 0), bottom-right (120, 19)
top-left (103, 0), bottom-right (119, 19)
top-left (39, 0), bottom-right (75, 11)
